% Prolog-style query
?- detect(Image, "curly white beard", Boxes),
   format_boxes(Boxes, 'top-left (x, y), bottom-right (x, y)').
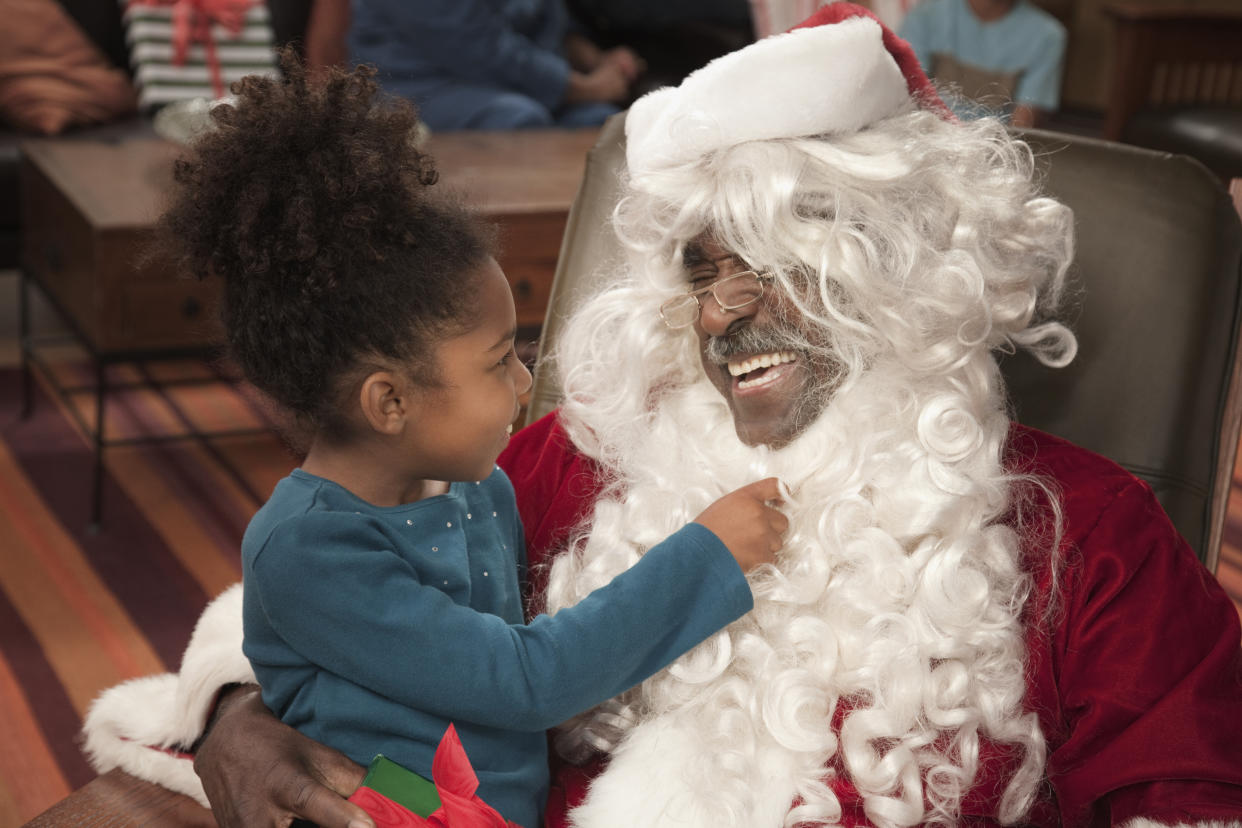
top-left (544, 359), bottom-right (1046, 828)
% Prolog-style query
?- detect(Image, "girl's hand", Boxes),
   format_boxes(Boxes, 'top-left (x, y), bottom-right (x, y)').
top-left (693, 477), bottom-right (788, 572)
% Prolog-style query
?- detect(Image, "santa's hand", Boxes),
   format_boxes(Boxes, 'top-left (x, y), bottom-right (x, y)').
top-left (694, 477), bottom-right (788, 572)
top-left (193, 684), bottom-right (373, 828)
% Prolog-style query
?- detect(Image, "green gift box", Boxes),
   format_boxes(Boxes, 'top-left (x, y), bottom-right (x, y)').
top-left (360, 754), bottom-right (442, 817)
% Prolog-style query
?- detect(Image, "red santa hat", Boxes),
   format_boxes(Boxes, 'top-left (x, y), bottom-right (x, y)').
top-left (624, 2), bottom-right (953, 180)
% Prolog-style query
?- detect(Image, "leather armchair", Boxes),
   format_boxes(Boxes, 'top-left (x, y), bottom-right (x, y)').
top-left (526, 114), bottom-right (1242, 572)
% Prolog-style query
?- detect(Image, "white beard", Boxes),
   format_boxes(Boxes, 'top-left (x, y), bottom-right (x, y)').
top-left (547, 361), bottom-right (1045, 828)
top-left (568, 710), bottom-right (803, 827)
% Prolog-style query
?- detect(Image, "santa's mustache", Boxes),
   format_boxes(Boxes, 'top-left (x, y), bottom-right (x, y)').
top-left (703, 323), bottom-right (814, 365)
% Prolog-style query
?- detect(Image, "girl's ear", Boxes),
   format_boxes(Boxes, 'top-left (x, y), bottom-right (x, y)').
top-left (358, 370), bottom-right (409, 435)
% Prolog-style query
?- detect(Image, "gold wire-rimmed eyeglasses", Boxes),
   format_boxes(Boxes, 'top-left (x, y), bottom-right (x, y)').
top-left (659, 271), bottom-right (774, 329)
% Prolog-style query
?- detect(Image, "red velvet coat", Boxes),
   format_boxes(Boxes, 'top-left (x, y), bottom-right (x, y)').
top-left (498, 412), bottom-right (1242, 827)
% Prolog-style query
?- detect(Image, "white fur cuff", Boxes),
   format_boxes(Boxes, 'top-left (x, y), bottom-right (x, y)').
top-left (81, 583), bottom-right (253, 805)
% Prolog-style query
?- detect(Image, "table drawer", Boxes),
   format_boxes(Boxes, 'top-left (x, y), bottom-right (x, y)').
top-left (497, 211), bottom-right (565, 329)
top-left (115, 277), bottom-right (223, 351)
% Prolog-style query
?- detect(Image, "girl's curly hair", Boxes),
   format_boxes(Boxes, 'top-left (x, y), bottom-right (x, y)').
top-left (160, 52), bottom-right (494, 439)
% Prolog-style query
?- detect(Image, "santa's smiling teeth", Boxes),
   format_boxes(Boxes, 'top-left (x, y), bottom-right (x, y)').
top-left (728, 351), bottom-right (798, 388)
top-left (728, 351), bottom-right (798, 377)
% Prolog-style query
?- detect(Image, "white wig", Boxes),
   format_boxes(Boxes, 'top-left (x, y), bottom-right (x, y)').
top-left (544, 108), bottom-right (1075, 827)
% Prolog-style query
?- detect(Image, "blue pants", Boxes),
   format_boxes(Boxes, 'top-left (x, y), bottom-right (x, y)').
top-left (405, 82), bottom-right (619, 130)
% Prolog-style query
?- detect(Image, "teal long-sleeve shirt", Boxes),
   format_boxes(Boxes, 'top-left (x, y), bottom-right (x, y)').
top-left (242, 467), bottom-right (752, 828)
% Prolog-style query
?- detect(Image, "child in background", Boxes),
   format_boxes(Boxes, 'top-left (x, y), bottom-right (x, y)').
top-left (157, 56), bottom-right (787, 828)
top-left (897, 0), bottom-right (1066, 128)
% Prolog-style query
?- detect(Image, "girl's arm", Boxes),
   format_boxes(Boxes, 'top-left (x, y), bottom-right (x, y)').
top-left (248, 512), bottom-right (751, 732)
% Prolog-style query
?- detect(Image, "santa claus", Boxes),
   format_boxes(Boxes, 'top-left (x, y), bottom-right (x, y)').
top-left (83, 5), bottom-right (1242, 827)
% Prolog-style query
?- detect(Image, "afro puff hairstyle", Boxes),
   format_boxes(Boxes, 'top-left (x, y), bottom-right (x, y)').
top-left (158, 51), bottom-right (495, 439)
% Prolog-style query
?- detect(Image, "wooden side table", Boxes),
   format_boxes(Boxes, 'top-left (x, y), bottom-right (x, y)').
top-left (19, 139), bottom-right (223, 354)
top-left (18, 128), bottom-right (597, 526)
top-left (425, 128), bottom-right (602, 329)
top-left (19, 138), bottom-right (252, 529)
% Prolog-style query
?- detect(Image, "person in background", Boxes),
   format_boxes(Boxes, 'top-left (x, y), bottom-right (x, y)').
top-left (567, 0), bottom-right (753, 97)
top-left (898, 0), bottom-right (1065, 127)
top-left (348, 0), bottom-right (643, 130)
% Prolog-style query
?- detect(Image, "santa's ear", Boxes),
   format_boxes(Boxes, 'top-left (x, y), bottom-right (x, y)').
top-left (358, 370), bottom-right (408, 435)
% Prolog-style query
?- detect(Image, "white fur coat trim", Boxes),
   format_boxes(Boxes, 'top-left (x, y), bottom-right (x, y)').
top-left (625, 17), bottom-right (909, 180)
top-left (74, 582), bottom-right (1242, 825)
top-left (80, 583), bottom-right (253, 806)
top-left (568, 710), bottom-right (800, 827)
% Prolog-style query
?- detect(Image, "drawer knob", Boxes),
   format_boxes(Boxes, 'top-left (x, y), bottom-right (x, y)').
top-left (514, 279), bottom-right (533, 300)
top-left (182, 297), bottom-right (203, 318)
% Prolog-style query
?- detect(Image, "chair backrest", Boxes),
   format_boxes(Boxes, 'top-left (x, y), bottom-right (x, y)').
top-left (527, 113), bottom-right (1242, 572)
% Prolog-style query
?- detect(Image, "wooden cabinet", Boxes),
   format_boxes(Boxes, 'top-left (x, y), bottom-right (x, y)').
top-left (17, 129), bottom-right (598, 525)
top-left (499, 211), bottom-right (566, 328)
top-left (425, 128), bottom-right (601, 331)
top-left (20, 128), bottom-right (600, 352)
top-left (20, 139), bottom-right (221, 355)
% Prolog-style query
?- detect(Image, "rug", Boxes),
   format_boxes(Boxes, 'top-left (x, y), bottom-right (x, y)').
top-left (0, 360), bottom-right (296, 824)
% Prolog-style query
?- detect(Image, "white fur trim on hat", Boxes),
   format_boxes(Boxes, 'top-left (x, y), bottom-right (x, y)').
top-left (81, 583), bottom-right (253, 805)
top-left (625, 16), bottom-right (910, 180)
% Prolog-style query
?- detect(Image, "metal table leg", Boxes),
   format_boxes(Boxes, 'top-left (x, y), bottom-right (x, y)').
top-left (19, 269), bottom-right (33, 420)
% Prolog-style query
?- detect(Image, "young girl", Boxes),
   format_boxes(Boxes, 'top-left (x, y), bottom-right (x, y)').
top-left (159, 57), bottom-right (787, 828)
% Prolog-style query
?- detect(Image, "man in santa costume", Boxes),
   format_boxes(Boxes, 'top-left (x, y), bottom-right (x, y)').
top-left (83, 5), bottom-right (1242, 826)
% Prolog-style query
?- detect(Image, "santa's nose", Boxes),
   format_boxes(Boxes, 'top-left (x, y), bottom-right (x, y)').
top-left (696, 291), bottom-right (759, 338)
